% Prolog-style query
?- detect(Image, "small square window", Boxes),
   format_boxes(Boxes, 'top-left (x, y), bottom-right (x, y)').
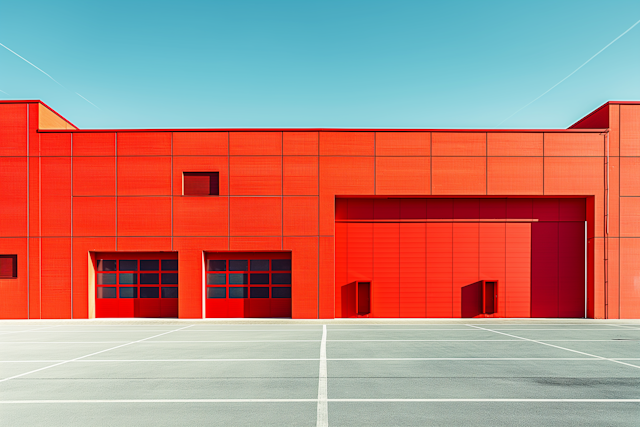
top-left (161, 259), bottom-right (178, 271)
top-left (140, 260), bottom-right (159, 271)
top-left (140, 287), bottom-right (160, 298)
top-left (272, 273), bottom-right (291, 285)
top-left (272, 287), bottom-right (291, 299)
top-left (229, 273), bottom-right (248, 284)
top-left (119, 260), bottom-right (137, 271)
top-left (271, 259), bottom-right (291, 271)
top-left (250, 273), bottom-right (269, 284)
top-left (161, 273), bottom-right (178, 285)
top-left (140, 273), bottom-right (159, 284)
top-left (161, 287), bottom-right (178, 298)
top-left (207, 260), bottom-right (226, 271)
top-left (207, 287), bottom-right (226, 299)
top-left (229, 287), bottom-right (248, 298)
top-left (97, 260), bottom-right (117, 272)
top-left (0, 255), bottom-right (18, 279)
top-left (250, 287), bottom-right (269, 298)
top-left (183, 172), bottom-right (219, 196)
top-left (207, 273), bottom-right (226, 285)
top-left (250, 260), bottom-right (269, 271)
top-left (229, 260), bottom-right (248, 271)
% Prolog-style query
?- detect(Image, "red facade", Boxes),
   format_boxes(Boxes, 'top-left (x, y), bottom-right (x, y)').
top-left (0, 100), bottom-right (639, 319)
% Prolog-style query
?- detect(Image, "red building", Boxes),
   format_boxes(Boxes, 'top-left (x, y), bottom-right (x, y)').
top-left (0, 100), bottom-right (639, 319)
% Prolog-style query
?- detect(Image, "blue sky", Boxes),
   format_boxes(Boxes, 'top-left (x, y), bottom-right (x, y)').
top-left (1, 0), bottom-right (639, 129)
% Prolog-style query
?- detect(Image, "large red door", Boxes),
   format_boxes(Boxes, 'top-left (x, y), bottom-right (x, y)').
top-left (205, 252), bottom-right (292, 318)
top-left (95, 253), bottom-right (179, 318)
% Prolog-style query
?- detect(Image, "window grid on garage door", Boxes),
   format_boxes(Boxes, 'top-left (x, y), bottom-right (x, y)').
top-left (95, 253), bottom-right (179, 318)
top-left (97, 258), bottom-right (179, 299)
top-left (205, 258), bottom-right (291, 299)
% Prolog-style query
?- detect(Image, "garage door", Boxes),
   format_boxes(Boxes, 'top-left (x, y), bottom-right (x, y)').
top-left (205, 252), bottom-right (291, 318)
top-left (335, 198), bottom-right (586, 318)
top-left (95, 253), bottom-right (179, 318)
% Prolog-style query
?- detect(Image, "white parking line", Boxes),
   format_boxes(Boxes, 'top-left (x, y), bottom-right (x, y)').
top-left (0, 398), bottom-right (638, 404)
top-left (20, 329), bottom-right (323, 333)
top-left (0, 340), bottom-right (321, 344)
top-left (0, 325), bottom-right (194, 383)
top-left (467, 325), bottom-right (640, 370)
top-left (1, 339), bottom-right (634, 344)
top-left (611, 324), bottom-right (640, 331)
top-left (0, 325), bottom-right (61, 335)
top-left (325, 328), bottom-right (630, 331)
top-left (0, 357), bottom-right (604, 363)
top-left (316, 324), bottom-right (328, 427)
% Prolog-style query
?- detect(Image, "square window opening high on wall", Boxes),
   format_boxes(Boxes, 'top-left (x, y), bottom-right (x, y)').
top-left (0, 255), bottom-right (18, 279)
top-left (183, 172), bottom-right (219, 196)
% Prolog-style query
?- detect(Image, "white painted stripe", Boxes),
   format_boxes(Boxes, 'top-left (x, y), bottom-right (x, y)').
top-left (0, 342), bottom-right (131, 344)
top-left (316, 324), bottom-right (328, 427)
top-left (0, 399), bottom-right (316, 404)
top-left (611, 324), bottom-right (640, 331)
top-left (0, 339), bottom-right (631, 344)
top-left (468, 325), bottom-right (640, 370)
top-left (0, 326), bottom-right (60, 336)
top-left (0, 359), bottom-right (319, 363)
top-left (329, 399), bottom-right (640, 403)
top-left (326, 328), bottom-right (631, 331)
top-left (0, 357), bottom-right (607, 363)
top-left (0, 399), bottom-right (638, 404)
top-left (0, 325), bottom-right (194, 384)
top-left (15, 329), bottom-right (323, 333)
top-left (0, 340), bottom-right (321, 344)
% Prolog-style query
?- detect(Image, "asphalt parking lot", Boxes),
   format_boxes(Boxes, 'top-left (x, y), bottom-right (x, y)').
top-left (1, 319), bottom-right (639, 426)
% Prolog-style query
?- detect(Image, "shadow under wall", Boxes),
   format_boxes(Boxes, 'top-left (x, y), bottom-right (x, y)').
top-left (461, 281), bottom-right (484, 318)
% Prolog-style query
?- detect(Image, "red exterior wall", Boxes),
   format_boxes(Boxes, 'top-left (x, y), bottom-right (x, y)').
top-left (335, 198), bottom-right (585, 318)
top-left (0, 100), bottom-right (638, 319)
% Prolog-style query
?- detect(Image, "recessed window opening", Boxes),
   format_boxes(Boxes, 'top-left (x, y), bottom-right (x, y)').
top-left (183, 172), bottom-right (219, 196)
top-left (0, 255), bottom-right (18, 279)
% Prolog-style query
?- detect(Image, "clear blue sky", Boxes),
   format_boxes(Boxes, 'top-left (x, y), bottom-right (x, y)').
top-left (1, 0), bottom-right (639, 129)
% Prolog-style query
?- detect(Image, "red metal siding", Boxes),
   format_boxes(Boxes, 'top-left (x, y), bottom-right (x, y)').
top-left (399, 223), bottom-right (426, 317)
top-left (0, 100), bottom-right (636, 319)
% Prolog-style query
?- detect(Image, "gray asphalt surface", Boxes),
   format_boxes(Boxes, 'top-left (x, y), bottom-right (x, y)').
top-left (1, 319), bottom-right (639, 426)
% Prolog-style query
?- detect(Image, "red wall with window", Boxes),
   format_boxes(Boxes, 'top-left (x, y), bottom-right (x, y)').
top-left (0, 100), bottom-right (638, 319)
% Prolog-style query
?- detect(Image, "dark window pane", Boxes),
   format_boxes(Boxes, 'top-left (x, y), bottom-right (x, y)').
top-left (161, 287), bottom-right (178, 298)
top-left (97, 260), bottom-right (116, 272)
top-left (0, 255), bottom-right (17, 278)
top-left (207, 260), bottom-right (226, 271)
top-left (229, 273), bottom-right (248, 284)
top-left (97, 273), bottom-right (116, 285)
top-left (161, 259), bottom-right (178, 271)
top-left (250, 259), bottom-right (269, 271)
top-left (161, 273), bottom-right (178, 285)
top-left (119, 260), bottom-right (137, 271)
top-left (271, 259), bottom-right (291, 271)
top-left (140, 273), bottom-right (159, 284)
top-left (229, 287), bottom-right (248, 298)
top-left (97, 287), bottom-right (117, 298)
top-left (119, 273), bottom-right (137, 285)
top-left (250, 287), bottom-right (269, 298)
top-left (272, 287), bottom-right (291, 298)
top-left (140, 287), bottom-right (159, 298)
top-left (183, 172), bottom-right (219, 196)
top-left (207, 273), bottom-right (226, 285)
top-left (206, 287), bottom-right (226, 299)
top-left (250, 273), bottom-right (269, 284)
top-left (119, 287), bottom-right (137, 298)
top-left (140, 260), bottom-right (159, 271)
top-left (229, 260), bottom-right (248, 271)
top-left (272, 273), bottom-right (291, 285)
